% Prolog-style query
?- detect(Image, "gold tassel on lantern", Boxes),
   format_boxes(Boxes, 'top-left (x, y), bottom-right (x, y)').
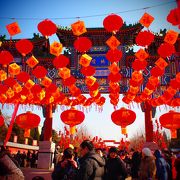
top-left (24, 128), bottom-right (30, 138)
top-left (121, 127), bottom-right (127, 135)
top-left (70, 126), bottom-right (76, 135)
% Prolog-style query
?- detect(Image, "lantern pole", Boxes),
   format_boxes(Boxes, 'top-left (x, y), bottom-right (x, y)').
top-left (44, 104), bottom-right (53, 141)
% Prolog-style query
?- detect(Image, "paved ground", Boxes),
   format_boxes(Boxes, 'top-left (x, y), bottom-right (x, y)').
top-left (21, 168), bottom-right (53, 180)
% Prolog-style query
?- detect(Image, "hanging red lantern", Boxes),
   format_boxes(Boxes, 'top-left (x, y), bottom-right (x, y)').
top-left (0, 115), bottom-right (4, 127)
top-left (53, 55), bottom-right (70, 69)
top-left (135, 31), bottom-right (154, 47)
top-left (31, 84), bottom-right (42, 94)
top-left (16, 71), bottom-right (30, 83)
top-left (157, 43), bottom-right (175, 58)
top-left (170, 79), bottom-right (180, 89)
top-left (32, 65), bottom-right (48, 79)
top-left (88, 82), bottom-right (99, 91)
top-left (37, 19), bottom-right (57, 37)
top-left (16, 111), bottom-right (40, 129)
top-left (106, 49), bottom-right (122, 62)
top-left (132, 59), bottom-right (147, 71)
top-left (167, 8), bottom-right (180, 26)
top-left (15, 39), bottom-right (33, 56)
top-left (0, 50), bottom-right (14, 66)
top-left (103, 14), bottom-right (123, 33)
top-left (159, 111), bottom-right (180, 138)
top-left (74, 37), bottom-right (92, 52)
top-left (151, 66), bottom-right (164, 77)
top-left (108, 73), bottom-right (121, 82)
top-left (81, 66), bottom-right (95, 76)
top-left (63, 76), bottom-right (76, 86)
top-left (4, 77), bottom-right (17, 87)
top-left (111, 108), bottom-right (136, 135)
top-left (60, 107), bottom-right (85, 126)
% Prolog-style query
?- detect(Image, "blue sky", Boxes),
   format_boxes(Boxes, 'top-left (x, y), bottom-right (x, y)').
top-left (0, 0), bottom-right (179, 141)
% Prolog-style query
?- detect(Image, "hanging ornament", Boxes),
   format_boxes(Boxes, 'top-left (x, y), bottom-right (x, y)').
top-left (74, 37), bottom-right (92, 52)
top-left (6, 22), bottom-right (21, 37)
top-left (0, 50), bottom-right (14, 66)
top-left (139, 12), bottom-right (154, 28)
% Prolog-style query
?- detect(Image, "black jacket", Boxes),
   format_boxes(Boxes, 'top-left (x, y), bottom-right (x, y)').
top-left (77, 150), bottom-right (105, 180)
top-left (105, 157), bottom-right (128, 180)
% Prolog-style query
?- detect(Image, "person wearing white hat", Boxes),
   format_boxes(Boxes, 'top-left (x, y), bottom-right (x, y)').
top-left (138, 147), bottom-right (156, 180)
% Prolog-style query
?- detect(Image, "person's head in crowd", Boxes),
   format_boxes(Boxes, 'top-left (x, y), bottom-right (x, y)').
top-left (109, 147), bottom-right (118, 158)
top-left (142, 147), bottom-right (153, 157)
top-left (154, 149), bottom-right (162, 158)
top-left (96, 148), bottom-right (103, 157)
top-left (80, 140), bottom-right (94, 157)
top-left (63, 147), bottom-right (74, 160)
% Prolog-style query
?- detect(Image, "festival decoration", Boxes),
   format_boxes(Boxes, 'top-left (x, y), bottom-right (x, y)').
top-left (26, 55), bottom-right (39, 68)
top-left (111, 108), bottom-right (136, 136)
top-left (159, 111), bottom-right (180, 138)
top-left (6, 22), bottom-right (21, 37)
top-left (60, 107), bottom-right (85, 134)
top-left (103, 14), bottom-right (123, 33)
top-left (0, 70), bottom-right (7, 81)
top-left (139, 12), bottom-right (154, 28)
top-left (37, 19), bottom-right (57, 37)
top-left (0, 114), bottom-right (4, 127)
top-left (50, 41), bottom-right (63, 56)
top-left (157, 43), bottom-right (175, 58)
top-left (53, 55), bottom-right (70, 69)
top-left (8, 63), bottom-right (21, 76)
top-left (167, 8), bottom-right (180, 27)
top-left (0, 50), bottom-right (14, 66)
top-left (71, 20), bottom-right (87, 36)
top-left (164, 30), bottom-right (179, 44)
top-left (15, 39), bottom-right (33, 56)
top-left (74, 37), bottom-right (92, 52)
top-left (32, 66), bottom-right (47, 79)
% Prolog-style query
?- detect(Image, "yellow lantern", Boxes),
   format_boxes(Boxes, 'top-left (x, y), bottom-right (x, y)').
top-left (108, 62), bottom-right (120, 74)
top-left (58, 67), bottom-right (71, 79)
top-left (6, 88), bottom-right (14, 99)
top-left (129, 86), bottom-right (139, 94)
top-left (41, 76), bottom-right (52, 87)
top-left (85, 76), bottom-right (96, 86)
top-left (0, 70), bottom-right (7, 81)
top-left (79, 54), bottom-right (92, 67)
top-left (13, 83), bottom-right (22, 93)
top-left (106, 36), bottom-right (120, 50)
top-left (50, 41), bottom-right (63, 56)
top-left (24, 79), bottom-right (35, 89)
top-left (71, 20), bottom-right (87, 36)
top-left (8, 63), bottom-right (21, 76)
top-left (26, 55), bottom-right (39, 68)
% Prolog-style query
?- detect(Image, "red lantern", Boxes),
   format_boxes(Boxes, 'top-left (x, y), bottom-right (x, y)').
top-left (103, 14), bottom-right (123, 33)
top-left (16, 71), bottom-right (30, 83)
top-left (159, 111), bottom-right (180, 138)
top-left (111, 108), bottom-right (136, 134)
top-left (108, 73), bottom-right (121, 82)
top-left (4, 77), bottom-right (17, 87)
top-left (31, 84), bottom-right (42, 94)
top-left (63, 76), bottom-right (76, 87)
top-left (37, 19), bottom-right (57, 37)
top-left (135, 31), bottom-right (154, 47)
top-left (167, 8), bottom-right (180, 26)
top-left (157, 43), bottom-right (175, 58)
top-left (74, 37), bottom-right (92, 52)
top-left (151, 66), bottom-right (164, 77)
top-left (16, 111), bottom-right (40, 129)
top-left (132, 59), bottom-right (147, 71)
top-left (106, 49), bottom-right (122, 62)
top-left (81, 66), bottom-right (95, 76)
top-left (60, 107), bottom-right (85, 126)
top-left (15, 39), bottom-right (33, 56)
top-left (0, 115), bottom-right (4, 127)
top-left (0, 51), bottom-right (14, 66)
top-left (53, 55), bottom-right (69, 69)
top-left (32, 66), bottom-right (47, 79)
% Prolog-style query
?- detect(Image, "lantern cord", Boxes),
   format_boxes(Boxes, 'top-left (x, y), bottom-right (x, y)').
top-left (4, 103), bottom-right (19, 147)
top-left (0, 1), bottom-right (176, 20)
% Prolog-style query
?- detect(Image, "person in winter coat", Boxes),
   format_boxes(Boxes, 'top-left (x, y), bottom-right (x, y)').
top-left (0, 146), bottom-right (24, 180)
top-left (154, 149), bottom-right (170, 180)
top-left (77, 140), bottom-right (105, 180)
top-left (105, 147), bottom-right (128, 180)
top-left (131, 151), bottom-right (141, 180)
top-left (52, 147), bottom-right (78, 180)
top-left (138, 147), bottom-right (156, 180)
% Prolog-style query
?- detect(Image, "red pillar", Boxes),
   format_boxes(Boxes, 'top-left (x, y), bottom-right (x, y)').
top-left (144, 101), bottom-right (153, 142)
top-left (43, 104), bottom-right (53, 141)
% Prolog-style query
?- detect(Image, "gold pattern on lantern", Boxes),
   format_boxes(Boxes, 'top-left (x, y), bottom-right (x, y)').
top-left (25, 79), bottom-right (35, 89)
top-left (41, 76), bottom-right (52, 87)
top-left (0, 70), bottom-right (7, 81)
top-left (139, 12), bottom-right (154, 28)
top-left (135, 49), bottom-right (149, 61)
top-left (164, 30), bottom-right (179, 45)
top-left (8, 63), bottom-right (21, 76)
top-left (79, 54), bottom-right (92, 67)
top-left (155, 57), bottom-right (168, 70)
top-left (106, 36), bottom-right (120, 50)
top-left (58, 67), bottom-right (71, 79)
top-left (26, 55), bottom-right (39, 68)
top-left (50, 41), bottom-right (63, 56)
top-left (71, 20), bottom-right (87, 36)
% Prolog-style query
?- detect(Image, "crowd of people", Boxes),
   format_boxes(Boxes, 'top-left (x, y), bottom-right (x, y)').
top-left (52, 140), bottom-right (180, 180)
top-left (0, 140), bottom-right (180, 180)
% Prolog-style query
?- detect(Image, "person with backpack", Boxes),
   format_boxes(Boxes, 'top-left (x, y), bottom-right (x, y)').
top-left (77, 140), bottom-right (105, 180)
top-left (52, 147), bottom-right (78, 180)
